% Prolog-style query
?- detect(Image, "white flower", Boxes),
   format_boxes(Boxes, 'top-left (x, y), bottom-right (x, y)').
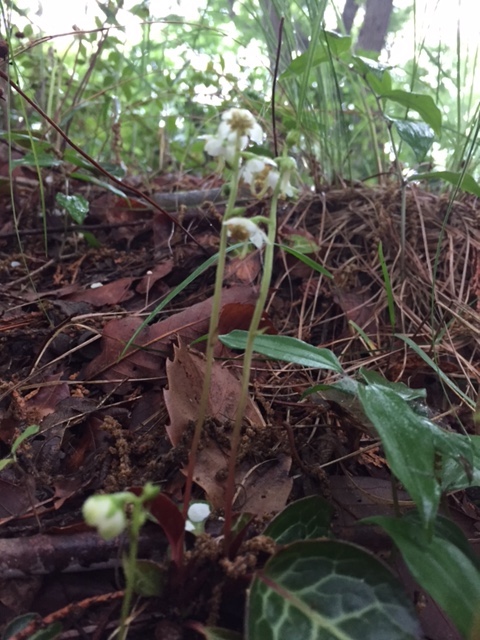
top-left (202, 133), bottom-right (238, 163)
top-left (202, 109), bottom-right (264, 162)
top-left (267, 156), bottom-right (298, 197)
top-left (218, 108), bottom-right (263, 146)
top-left (83, 494), bottom-right (127, 540)
top-left (185, 502), bottom-right (211, 533)
top-left (241, 157), bottom-right (277, 186)
top-left (224, 217), bottom-right (269, 249)
top-left (187, 502), bottom-right (211, 523)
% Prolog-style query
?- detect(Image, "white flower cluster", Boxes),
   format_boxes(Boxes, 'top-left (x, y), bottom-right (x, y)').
top-left (83, 494), bottom-right (130, 540)
top-left (202, 108), bottom-right (263, 163)
top-left (202, 108), bottom-right (298, 250)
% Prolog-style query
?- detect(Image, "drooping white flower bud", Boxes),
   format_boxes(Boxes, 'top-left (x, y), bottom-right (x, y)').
top-left (83, 494), bottom-right (128, 540)
top-left (223, 217), bottom-right (269, 249)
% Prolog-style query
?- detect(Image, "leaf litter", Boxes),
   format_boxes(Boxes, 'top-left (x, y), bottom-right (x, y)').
top-left (0, 171), bottom-right (479, 638)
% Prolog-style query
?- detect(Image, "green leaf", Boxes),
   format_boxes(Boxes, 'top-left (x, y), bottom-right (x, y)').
top-left (11, 424), bottom-right (39, 457)
top-left (130, 559), bottom-right (166, 597)
top-left (407, 170), bottom-right (480, 197)
top-left (2, 614), bottom-right (61, 640)
top-left (56, 193), bottom-right (90, 224)
top-left (367, 512), bottom-right (480, 638)
top-left (381, 90), bottom-right (442, 135)
top-left (3, 613), bottom-right (38, 638)
top-left (69, 173), bottom-right (129, 198)
top-left (390, 119), bottom-right (434, 162)
top-left (357, 384), bottom-right (475, 530)
top-left (352, 56), bottom-right (393, 94)
top-left (82, 231), bottom-right (101, 248)
top-left (264, 496), bottom-right (333, 544)
top-left (323, 30), bottom-right (352, 56)
top-left (28, 625), bottom-right (62, 640)
top-left (394, 333), bottom-right (475, 408)
top-left (12, 152), bottom-right (62, 168)
top-left (247, 540), bottom-right (421, 640)
top-left (280, 31), bottom-right (351, 80)
top-left (359, 370), bottom-right (426, 402)
top-left (195, 627), bottom-right (242, 640)
top-left (276, 244), bottom-right (333, 278)
top-left (218, 332), bottom-right (343, 374)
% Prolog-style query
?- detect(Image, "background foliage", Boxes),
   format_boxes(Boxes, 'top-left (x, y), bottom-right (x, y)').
top-left (3, 0), bottom-right (479, 185)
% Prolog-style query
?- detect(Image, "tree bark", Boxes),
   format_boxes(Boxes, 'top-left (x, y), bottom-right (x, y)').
top-left (357, 0), bottom-right (394, 53)
top-left (342, 0), bottom-right (360, 34)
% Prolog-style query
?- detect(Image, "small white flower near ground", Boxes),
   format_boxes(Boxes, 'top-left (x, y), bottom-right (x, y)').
top-left (223, 217), bottom-right (269, 249)
top-left (188, 502), bottom-right (211, 523)
top-left (185, 502), bottom-right (211, 533)
top-left (83, 494), bottom-right (127, 540)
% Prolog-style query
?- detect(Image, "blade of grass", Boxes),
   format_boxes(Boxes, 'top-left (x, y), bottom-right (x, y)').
top-left (378, 241), bottom-right (395, 329)
top-left (395, 333), bottom-right (475, 410)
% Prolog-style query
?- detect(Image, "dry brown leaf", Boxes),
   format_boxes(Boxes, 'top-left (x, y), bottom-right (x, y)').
top-left (85, 285), bottom-right (257, 387)
top-left (23, 373), bottom-right (70, 422)
top-left (66, 277), bottom-right (135, 307)
top-left (164, 338), bottom-right (265, 446)
top-left (233, 454), bottom-right (292, 517)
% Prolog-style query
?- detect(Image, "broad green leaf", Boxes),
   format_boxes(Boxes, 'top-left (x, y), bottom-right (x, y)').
top-left (407, 170), bottom-right (480, 197)
top-left (390, 119), bottom-right (434, 162)
top-left (0, 131), bottom-right (50, 149)
top-left (280, 31), bottom-right (351, 80)
top-left (358, 384), bottom-right (439, 528)
top-left (12, 152), bottom-right (62, 168)
top-left (323, 30), bottom-right (352, 56)
top-left (218, 332), bottom-right (343, 373)
top-left (130, 559), bottom-right (166, 597)
top-left (27, 625), bottom-right (62, 640)
top-left (247, 540), bottom-right (421, 640)
top-left (359, 370), bottom-right (426, 402)
top-left (357, 384), bottom-right (475, 530)
top-left (276, 244), bottom-right (333, 278)
top-left (281, 235), bottom-right (318, 255)
top-left (367, 512), bottom-right (480, 638)
top-left (3, 614), bottom-right (61, 640)
top-left (381, 90), bottom-right (442, 135)
top-left (352, 56), bottom-right (393, 94)
top-left (264, 496), bottom-right (333, 544)
top-left (439, 433), bottom-right (480, 491)
top-left (56, 193), bottom-right (90, 225)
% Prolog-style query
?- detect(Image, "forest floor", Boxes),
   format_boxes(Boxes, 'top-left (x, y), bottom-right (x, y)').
top-left (0, 164), bottom-right (479, 639)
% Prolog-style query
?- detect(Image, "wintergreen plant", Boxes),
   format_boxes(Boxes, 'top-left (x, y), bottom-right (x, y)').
top-left (182, 107), bottom-right (297, 545)
top-left (83, 484), bottom-right (160, 640)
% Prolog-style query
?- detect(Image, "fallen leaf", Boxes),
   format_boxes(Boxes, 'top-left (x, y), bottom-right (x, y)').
top-left (66, 277), bottom-right (135, 306)
top-left (85, 285), bottom-right (258, 388)
top-left (164, 338), bottom-right (265, 447)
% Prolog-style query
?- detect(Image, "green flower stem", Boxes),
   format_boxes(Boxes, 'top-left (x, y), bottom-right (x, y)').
top-left (115, 485), bottom-right (158, 639)
top-left (181, 141), bottom-right (243, 527)
top-left (223, 179), bottom-right (281, 547)
top-left (118, 501), bottom-right (143, 640)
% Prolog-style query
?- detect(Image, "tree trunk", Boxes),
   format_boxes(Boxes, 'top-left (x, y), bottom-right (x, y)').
top-left (357, 0), bottom-right (394, 53)
top-left (342, 0), bottom-right (360, 34)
